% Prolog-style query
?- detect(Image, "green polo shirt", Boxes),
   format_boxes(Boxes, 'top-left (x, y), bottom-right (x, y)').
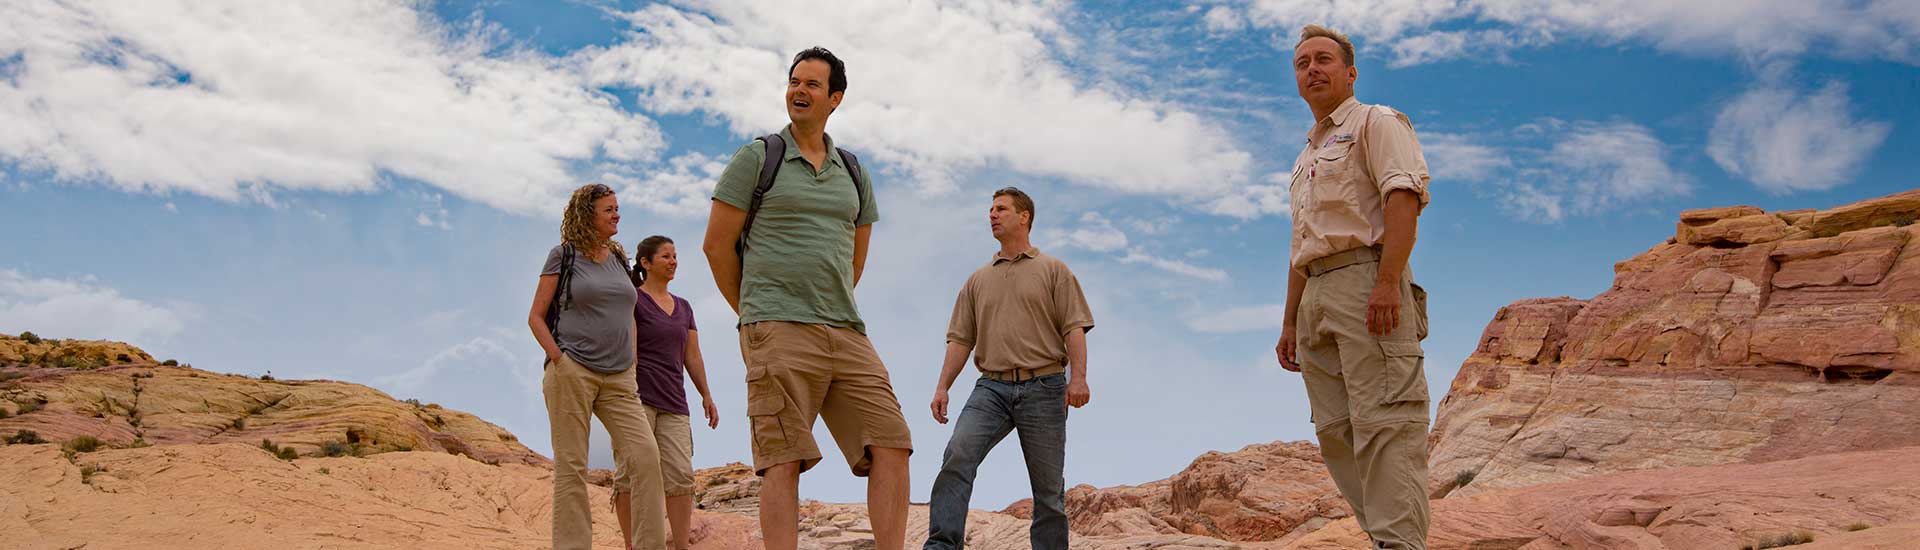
top-left (713, 125), bottom-right (880, 334)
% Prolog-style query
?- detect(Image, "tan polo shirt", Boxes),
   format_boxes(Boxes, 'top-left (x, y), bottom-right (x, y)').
top-left (945, 248), bottom-right (1095, 374)
top-left (1289, 96), bottom-right (1431, 269)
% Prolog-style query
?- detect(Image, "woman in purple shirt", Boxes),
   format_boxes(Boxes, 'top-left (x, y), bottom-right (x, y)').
top-left (614, 235), bottom-right (718, 550)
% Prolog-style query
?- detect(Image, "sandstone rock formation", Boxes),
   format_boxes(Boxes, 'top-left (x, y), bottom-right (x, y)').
top-left (0, 336), bottom-right (542, 466)
top-left (1429, 190), bottom-right (1920, 496)
top-left (1284, 445), bottom-right (1920, 550)
top-left (1001, 441), bottom-right (1348, 544)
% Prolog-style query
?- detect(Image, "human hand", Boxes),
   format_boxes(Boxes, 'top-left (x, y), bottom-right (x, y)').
top-left (1367, 282), bottom-right (1402, 336)
top-left (1277, 325), bottom-right (1300, 372)
top-left (931, 390), bottom-right (950, 424)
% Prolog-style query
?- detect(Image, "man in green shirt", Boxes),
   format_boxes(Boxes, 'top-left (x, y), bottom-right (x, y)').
top-left (701, 47), bottom-right (912, 550)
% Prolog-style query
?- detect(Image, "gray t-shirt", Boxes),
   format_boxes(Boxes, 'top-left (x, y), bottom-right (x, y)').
top-left (542, 244), bottom-right (637, 374)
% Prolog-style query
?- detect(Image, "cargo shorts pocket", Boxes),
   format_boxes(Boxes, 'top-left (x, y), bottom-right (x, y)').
top-left (1377, 339), bottom-right (1428, 405)
top-left (1411, 282), bottom-right (1429, 342)
top-left (745, 367), bottom-right (790, 449)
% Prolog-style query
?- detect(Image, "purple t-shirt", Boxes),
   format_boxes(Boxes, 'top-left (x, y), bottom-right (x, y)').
top-left (634, 292), bottom-right (696, 415)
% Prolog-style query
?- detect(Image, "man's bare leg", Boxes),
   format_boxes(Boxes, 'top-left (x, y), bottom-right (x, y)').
top-left (760, 461), bottom-right (802, 550)
top-left (866, 446), bottom-right (912, 550)
top-left (667, 494), bottom-right (694, 550)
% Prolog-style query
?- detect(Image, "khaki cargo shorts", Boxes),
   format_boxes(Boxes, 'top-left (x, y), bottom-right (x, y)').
top-left (739, 321), bottom-right (913, 476)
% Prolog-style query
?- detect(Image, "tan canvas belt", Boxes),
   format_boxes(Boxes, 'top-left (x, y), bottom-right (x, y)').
top-left (1306, 246), bottom-right (1382, 278)
top-left (981, 365), bottom-right (1066, 383)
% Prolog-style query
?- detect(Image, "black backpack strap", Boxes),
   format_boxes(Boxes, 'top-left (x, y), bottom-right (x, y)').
top-left (611, 246), bottom-right (638, 287)
top-left (838, 147), bottom-right (867, 225)
top-left (545, 243), bottom-right (577, 338)
top-left (737, 134), bottom-right (787, 255)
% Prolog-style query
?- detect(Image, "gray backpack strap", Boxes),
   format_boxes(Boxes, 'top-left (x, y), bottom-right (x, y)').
top-left (737, 134), bottom-right (787, 255)
top-left (838, 147), bottom-right (867, 225)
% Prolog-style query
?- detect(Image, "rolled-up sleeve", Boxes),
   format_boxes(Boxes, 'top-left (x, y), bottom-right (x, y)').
top-left (1365, 109), bottom-right (1431, 208)
top-left (945, 277), bottom-right (977, 347)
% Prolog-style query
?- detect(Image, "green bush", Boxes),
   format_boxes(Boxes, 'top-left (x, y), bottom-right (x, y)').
top-left (20, 331), bottom-right (41, 344)
top-left (321, 440), bottom-right (353, 457)
top-left (65, 436), bottom-right (105, 453)
top-left (278, 447), bottom-right (300, 460)
top-left (6, 430), bottom-right (46, 445)
top-left (161, 359), bottom-right (178, 367)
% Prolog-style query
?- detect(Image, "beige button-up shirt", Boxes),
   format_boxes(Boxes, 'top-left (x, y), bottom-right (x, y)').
top-left (1288, 96), bottom-right (1431, 269)
top-left (946, 248), bottom-right (1095, 374)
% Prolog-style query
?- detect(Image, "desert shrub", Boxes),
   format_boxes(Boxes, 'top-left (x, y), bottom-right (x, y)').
top-left (128, 438), bottom-right (151, 448)
top-left (316, 467), bottom-right (330, 475)
top-left (403, 398), bottom-right (423, 408)
top-left (497, 432), bottom-right (517, 442)
top-left (260, 373), bottom-right (275, 381)
top-left (0, 408), bottom-right (7, 420)
top-left (1893, 215), bottom-right (1915, 227)
top-left (321, 440), bottom-right (353, 457)
top-left (278, 447), bottom-right (299, 460)
top-left (161, 359), bottom-right (178, 366)
top-left (1742, 530), bottom-right (1816, 550)
top-left (115, 353), bottom-right (132, 363)
top-left (0, 371), bottom-right (23, 384)
top-left (6, 430), bottom-right (46, 445)
top-left (1453, 469), bottom-right (1477, 488)
top-left (230, 417), bottom-right (247, 430)
top-left (1846, 522), bottom-right (1871, 531)
top-left (65, 435), bottom-right (105, 453)
top-left (19, 331), bottom-right (41, 344)
top-left (80, 463), bottom-right (105, 483)
top-left (16, 400), bottom-right (41, 415)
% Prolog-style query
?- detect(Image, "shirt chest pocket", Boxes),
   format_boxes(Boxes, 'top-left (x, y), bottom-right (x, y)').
top-left (1309, 142), bottom-right (1358, 209)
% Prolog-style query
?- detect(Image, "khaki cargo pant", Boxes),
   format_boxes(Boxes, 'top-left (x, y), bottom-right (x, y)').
top-left (1296, 252), bottom-right (1430, 550)
top-left (543, 353), bottom-right (666, 550)
top-left (613, 405), bottom-right (695, 498)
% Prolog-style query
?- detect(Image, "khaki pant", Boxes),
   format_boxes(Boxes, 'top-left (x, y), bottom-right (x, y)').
top-left (615, 405), bottom-right (695, 497)
top-left (739, 321), bottom-right (913, 476)
top-left (1296, 256), bottom-right (1430, 550)
top-left (543, 354), bottom-right (666, 550)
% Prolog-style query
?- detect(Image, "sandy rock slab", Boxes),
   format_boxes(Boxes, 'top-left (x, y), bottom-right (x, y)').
top-left (1285, 446), bottom-right (1920, 550)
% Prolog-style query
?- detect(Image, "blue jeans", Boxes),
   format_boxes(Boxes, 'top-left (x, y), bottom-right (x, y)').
top-left (924, 373), bottom-right (1069, 550)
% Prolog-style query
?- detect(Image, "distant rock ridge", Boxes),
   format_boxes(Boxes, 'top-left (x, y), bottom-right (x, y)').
top-left (1428, 189), bottom-right (1920, 496)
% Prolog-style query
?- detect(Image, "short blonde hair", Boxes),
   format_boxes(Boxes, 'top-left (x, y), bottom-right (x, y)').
top-left (1296, 24), bottom-right (1355, 66)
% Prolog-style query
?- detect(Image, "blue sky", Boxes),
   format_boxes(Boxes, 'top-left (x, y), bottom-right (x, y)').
top-left (3, 1), bottom-right (1917, 509)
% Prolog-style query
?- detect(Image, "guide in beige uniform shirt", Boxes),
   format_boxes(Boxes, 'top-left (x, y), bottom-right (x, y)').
top-left (1275, 25), bottom-right (1433, 550)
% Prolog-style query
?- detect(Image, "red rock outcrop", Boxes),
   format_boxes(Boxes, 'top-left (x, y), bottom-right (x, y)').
top-left (1429, 190), bottom-right (1920, 496)
top-left (999, 441), bottom-right (1349, 544)
top-left (1285, 445), bottom-right (1920, 550)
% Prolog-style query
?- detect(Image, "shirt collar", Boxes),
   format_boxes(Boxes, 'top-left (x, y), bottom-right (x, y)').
top-left (1305, 96), bottom-right (1362, 144)
top-left (992, 247), bottom-right (1041, 264)
top-left (779, 124), bottom-right (843, 168)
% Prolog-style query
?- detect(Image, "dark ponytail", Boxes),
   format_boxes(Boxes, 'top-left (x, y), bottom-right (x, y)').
top-left (634, 235), bottom-right (674, 283)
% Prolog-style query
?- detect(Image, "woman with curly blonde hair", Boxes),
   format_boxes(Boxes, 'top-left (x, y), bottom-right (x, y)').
top-left (528, 183), bottom-right (667, 550)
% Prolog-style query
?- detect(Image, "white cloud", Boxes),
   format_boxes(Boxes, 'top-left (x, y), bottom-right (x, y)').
top-left (0, 1), bottom-right (659, 214)
top-left (1119, 248), bottom-right (1230, 282)
top-left (1051, 212), bottom-right (1131, 252)
top-left (1425, 121), bottom-right (1688, 222)
top-left (1206, 170), bottom-right (1294, 219)
top-left (1422, 131), bottom-right (1513, 182)
top-left (1214, 0), bottom-right (1920, 66)
top-left (610, 152), bottom-right (730, 218)
top-left (1186, 303), bottom-right (1285, 333)
top-left (0, 269), bottom-right (189, 344)
top-left (1708, 82), bottom-right (1892, 194)
top-left (583, 1), bottom-right (1252, 197)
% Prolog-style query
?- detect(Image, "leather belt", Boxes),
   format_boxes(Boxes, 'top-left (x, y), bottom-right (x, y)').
top-left (981, 365), bottom-right (1066, 382)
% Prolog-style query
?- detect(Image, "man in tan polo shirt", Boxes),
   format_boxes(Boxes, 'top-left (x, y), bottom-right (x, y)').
top-left (924, 187), bottom-right (1093, 550)
top-left (1274, 25), bottom-right (1433, 550)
